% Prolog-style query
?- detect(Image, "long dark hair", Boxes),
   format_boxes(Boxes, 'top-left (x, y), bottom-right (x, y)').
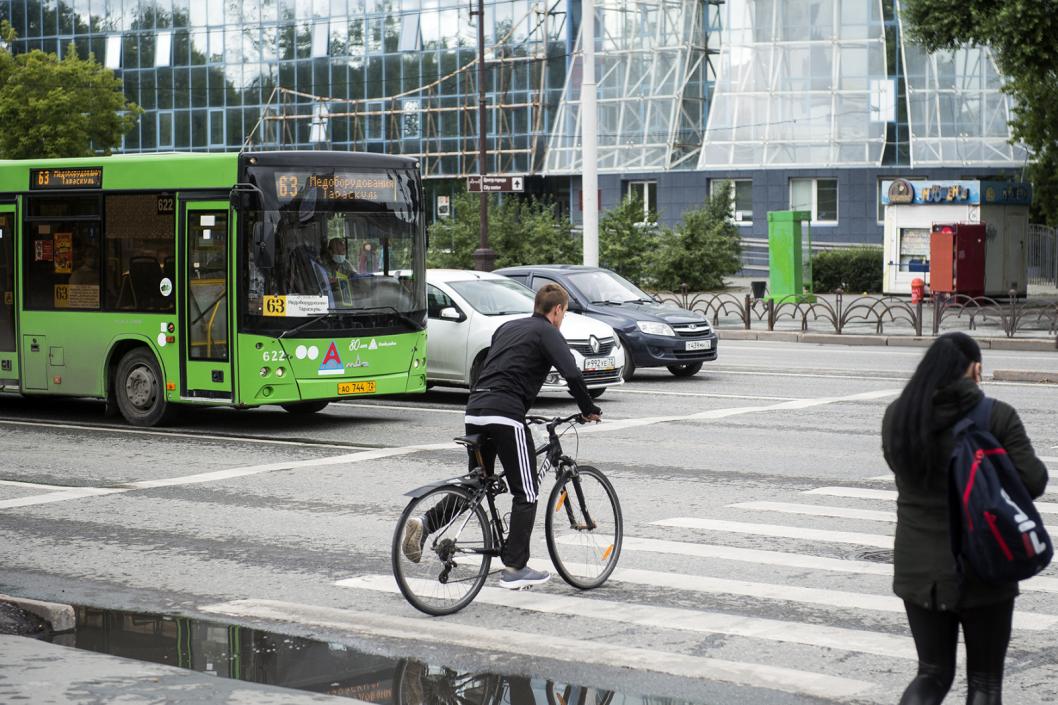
top-left (889, 332), bottom-right (981, 480)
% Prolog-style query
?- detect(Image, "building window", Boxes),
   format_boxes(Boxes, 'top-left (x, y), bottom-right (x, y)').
top-left (790, 178), bottom-right (838, 224)
top-left (311, 21), bottom-right (329, 58)
top-left (711, 179), bottom-right (753, 225)
top-left (105, 35), bottom-right (122, 69)
top-left (154, 31), bottom-right (172, 68)
top-left (398, 15), bottom-right (421, 52)
top-left (209, 109), bottom-right (225, 147)
top-left (625, 180), bottom-right (657, 221)
top-left (158, 111), bottom-right (174, 149)
top-left (402, 99), bottom-right (420, 138)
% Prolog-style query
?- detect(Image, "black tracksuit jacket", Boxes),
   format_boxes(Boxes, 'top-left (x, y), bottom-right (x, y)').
top-left (466, 313), bottom-right (601, 421)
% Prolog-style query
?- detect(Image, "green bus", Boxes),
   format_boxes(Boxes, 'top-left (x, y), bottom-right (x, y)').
top-left (0, 151), bottom-right (427, 426)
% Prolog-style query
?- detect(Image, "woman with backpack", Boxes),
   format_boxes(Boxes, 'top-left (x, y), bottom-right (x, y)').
top-left (882, 331), bottom-right (1048, 705)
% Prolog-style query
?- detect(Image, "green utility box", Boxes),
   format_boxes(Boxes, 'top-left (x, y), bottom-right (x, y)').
top-left (766, 210), bottom-right (815, 302)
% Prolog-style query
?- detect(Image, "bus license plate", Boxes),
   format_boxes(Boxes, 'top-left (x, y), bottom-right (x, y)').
top-left (685, 340), bottom-right (712, 351)
top-left (584, 356), bottom-right (615, 372)
top-left (338, 381), bottom-right (376, 395)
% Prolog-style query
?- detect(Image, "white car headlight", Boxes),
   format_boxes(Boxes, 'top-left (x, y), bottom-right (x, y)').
top-left (637, 321), bottom-right (676, 337)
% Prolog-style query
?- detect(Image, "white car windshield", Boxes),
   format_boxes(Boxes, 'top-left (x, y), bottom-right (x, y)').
top-left (449, 279), bottom-right (535, 316)
top-left (567, 270), bottom-right (653, 304)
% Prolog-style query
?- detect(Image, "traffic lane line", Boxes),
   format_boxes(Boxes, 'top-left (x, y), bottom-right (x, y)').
top-left (199, 598), bottom-right (876, 701)
top-left (651, 517), bottom-right (894, 548)
top-left (337, 574), bottom-right (916, 660)
top-left (522, 560), bottom-right (1058, 631)
top-left (729, 500), bottom-right (897, 523)
top-left (0, 443), bottom-right (451, 509)
top-left (0, 389), bottom-right (900, 508)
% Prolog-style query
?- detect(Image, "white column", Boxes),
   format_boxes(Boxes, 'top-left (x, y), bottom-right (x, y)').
top-left (581, 0), bottom-right (599, 266)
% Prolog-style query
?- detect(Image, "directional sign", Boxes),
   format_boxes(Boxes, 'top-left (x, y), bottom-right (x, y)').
top-left (467, 175), bottom-right (525, 193)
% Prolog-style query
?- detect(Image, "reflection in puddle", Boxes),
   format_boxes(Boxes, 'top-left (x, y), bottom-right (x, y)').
top-left (55, 607), bottom-right (696, 705)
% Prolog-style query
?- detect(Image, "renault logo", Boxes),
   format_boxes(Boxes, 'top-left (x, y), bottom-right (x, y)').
top-left (589, 335), bottom-right (600, 354)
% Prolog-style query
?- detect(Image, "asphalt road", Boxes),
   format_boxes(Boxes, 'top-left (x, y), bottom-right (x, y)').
top-left (1, 340), bottom-right (1056, 705)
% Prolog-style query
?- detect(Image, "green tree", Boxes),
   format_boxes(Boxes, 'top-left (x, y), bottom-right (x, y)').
top-left (901, 0), bottom-right (1058, 224)
top-left (650, 181), bottom-right (742, 291)
top-left (599, 194), bottom-right (659, 286)
top-left (428, 191), bottom-right (579, 269)
top-left (0, 21), bottom-right (140, 158)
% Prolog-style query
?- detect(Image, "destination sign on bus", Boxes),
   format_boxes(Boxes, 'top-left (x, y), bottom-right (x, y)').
top-left (274, 172), bottom-right (398, 202)
top-left (29, 167), bottom-right (103, 190)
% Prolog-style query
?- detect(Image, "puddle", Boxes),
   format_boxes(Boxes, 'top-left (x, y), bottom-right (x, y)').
top-left (49, 606), bottom-right (705, 705)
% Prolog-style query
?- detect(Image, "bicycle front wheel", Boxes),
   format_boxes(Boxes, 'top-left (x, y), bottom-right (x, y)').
top-left (392, 485), bottom-right (493, 616)
top-left (544, 465), bottom-right (622, 589)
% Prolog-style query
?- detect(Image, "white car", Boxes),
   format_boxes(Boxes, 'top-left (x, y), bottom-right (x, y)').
top-left (426, 269), bottom-right (625, 398)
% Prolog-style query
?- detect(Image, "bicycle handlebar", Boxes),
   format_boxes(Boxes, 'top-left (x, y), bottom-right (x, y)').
top-left (525, 412), bottom-right (587, 427)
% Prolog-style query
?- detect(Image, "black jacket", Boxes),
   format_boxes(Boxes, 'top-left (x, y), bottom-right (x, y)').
top-left (466, 313), bottom-right (601, 421)
top-left (881, 378), bottom-right (1049, 610)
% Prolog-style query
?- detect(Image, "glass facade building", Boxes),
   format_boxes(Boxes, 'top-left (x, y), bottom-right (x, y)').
top-left (0, 0), bottom-right (1029, 244)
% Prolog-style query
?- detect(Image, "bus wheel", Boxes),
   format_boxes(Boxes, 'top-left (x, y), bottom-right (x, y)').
top-left (280, 401), bottom-right (329, 414)
top-left (115, 348), bottom-right (172, 427)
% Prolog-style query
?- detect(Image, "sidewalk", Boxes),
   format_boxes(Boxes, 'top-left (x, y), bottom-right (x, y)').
top-left (0, 634), bottom-right (364, 705)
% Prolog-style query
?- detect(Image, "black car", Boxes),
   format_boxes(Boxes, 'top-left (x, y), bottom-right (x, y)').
top-left (495, 265), bottom-right (717, 379)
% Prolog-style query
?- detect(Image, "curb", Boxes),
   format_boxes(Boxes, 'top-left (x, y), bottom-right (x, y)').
top-left (993, 370), bottom-right (1058, 384)
top-left (719, 330), bottom-right (1057, 352)
top-left (0, 594), bottom-right (75, 632)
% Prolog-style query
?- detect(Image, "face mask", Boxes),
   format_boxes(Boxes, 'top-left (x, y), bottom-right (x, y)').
top-left (332, 254), bottom-right (346, 264)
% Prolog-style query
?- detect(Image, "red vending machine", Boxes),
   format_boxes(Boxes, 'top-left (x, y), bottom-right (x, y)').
top-left (930, 223), bottom-right (986, 297)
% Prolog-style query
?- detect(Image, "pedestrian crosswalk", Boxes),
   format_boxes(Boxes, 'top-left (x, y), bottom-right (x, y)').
top-left (205, 476), bottom-right (1058, 704)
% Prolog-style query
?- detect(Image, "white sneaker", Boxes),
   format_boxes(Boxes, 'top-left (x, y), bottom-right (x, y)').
top-left (498, 566), bottom-right (550, 589)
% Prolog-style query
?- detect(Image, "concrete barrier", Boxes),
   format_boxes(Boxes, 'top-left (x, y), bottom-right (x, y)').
top-left (0, 594), bottom-right (75, 632)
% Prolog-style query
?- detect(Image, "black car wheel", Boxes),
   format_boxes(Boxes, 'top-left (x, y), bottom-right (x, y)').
top-left (667, 362), bottom-right (703, 377)
top-left (621, 357), bottom-right (635, 381)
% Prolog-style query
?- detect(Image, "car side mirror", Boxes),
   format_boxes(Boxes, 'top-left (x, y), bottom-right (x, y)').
top-left (567, 300), bottom-right (584, 313)
top-left (439, 307), bottom-right (464, 321)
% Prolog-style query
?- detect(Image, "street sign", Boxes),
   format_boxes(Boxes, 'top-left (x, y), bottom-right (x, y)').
top-left (466, 175), bottom-right (524, 193)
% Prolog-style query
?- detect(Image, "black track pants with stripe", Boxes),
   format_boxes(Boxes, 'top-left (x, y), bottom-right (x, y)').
top-left (466, 421), bottom-right (539, 570)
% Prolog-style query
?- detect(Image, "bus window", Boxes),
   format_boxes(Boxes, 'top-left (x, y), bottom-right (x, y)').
top-left (105, 194), bottom-right (175, 312)
top-left (23, 196), bottom-right (102, 311)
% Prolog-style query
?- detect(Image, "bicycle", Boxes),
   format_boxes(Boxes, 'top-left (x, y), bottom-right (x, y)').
top-left (391, 413), bottom-right (623, 616)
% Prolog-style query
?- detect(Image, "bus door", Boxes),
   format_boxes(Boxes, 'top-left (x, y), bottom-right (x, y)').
top-left (180, 200), bottom-right (232, 399)
top-left (0, 204), bottom-right (15, 383)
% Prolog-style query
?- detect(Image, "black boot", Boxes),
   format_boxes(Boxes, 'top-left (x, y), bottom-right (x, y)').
top-left (965, 671), bottom-right (1002, 705)
top-left (898, 662), bottom-right (954, 705)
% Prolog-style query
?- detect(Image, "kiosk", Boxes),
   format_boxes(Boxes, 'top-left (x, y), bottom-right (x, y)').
top-left (881, 179), bottom-right (1031, 297)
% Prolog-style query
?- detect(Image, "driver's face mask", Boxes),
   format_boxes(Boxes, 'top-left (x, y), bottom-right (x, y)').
top-left (332, 254), bottom-right (347, 264)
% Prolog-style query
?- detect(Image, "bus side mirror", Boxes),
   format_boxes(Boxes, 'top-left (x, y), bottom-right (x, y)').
top-left (230, 183), bottom-right (261, 211)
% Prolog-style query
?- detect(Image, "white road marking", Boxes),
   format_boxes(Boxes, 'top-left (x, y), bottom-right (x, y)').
top-left (606, 535), bottom-right (894, 574)
top-left (0, 487), bottom-right (126, 509)
top-left (338, 575), bottom-right (916, 660)
top-left (0, 443), bottom-right (451, 509)
top-left (337, 401), bottom-right (466, 414)
top-left (0, 418), bottom-right (372, 450)
top-left (0, 479), bottom-right (82, 491)
top-left (611, 535), bottom-right (1058, 593)
top-left (523, 560), bottom-right (1057, 631)
top-left (651, 517), bottom-right (894, 548)
top-left (606, 388), bottom-right (799, 401)
top-left (865, 475), bottom-right (894, 482)
top-left (200, 598), bottom-right (876, 700)
top-left (729, 500), bottom-right (897, 523)
top-left (808, 486), bottom-right (1058, 513)
top-left (807, 487), bottom-right (898, 501)
top-left (704, 369), bottom-right (904, 382)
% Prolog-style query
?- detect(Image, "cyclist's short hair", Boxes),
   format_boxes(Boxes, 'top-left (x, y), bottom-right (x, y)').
top-left (534, 283), bottom-right (569, 315)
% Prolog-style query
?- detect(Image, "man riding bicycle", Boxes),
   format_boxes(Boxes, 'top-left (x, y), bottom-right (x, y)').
top-left (402, 283), bottom-right (602, 588)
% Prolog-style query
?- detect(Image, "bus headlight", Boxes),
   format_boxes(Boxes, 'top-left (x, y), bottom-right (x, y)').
top-left (275, 367), bottom-right (285, 377)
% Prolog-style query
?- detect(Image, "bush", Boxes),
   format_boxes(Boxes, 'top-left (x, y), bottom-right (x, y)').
top-left (811, 247), bottom-right (884, 293)
top-left (650, 182), bottom-right (742, 291)
top-left (428, 191), bottom-right (579, 269)
top-left (599, 195), bottom-right (659, 285)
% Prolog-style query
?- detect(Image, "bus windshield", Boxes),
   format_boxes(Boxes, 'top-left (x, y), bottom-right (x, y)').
top-left (242, 164), bottom-right (425, 334)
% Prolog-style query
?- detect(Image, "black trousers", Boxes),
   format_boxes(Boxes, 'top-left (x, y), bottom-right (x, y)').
top-left (898, 598), bottom-right (1014, 705)
top-left (464, 420), bottom-right (539, 570)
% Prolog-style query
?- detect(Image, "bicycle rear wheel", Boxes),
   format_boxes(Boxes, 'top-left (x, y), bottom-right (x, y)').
top-left (544, 465), bottom-right (622, 589)
top-left (392, 485), bottom-right (493, 615)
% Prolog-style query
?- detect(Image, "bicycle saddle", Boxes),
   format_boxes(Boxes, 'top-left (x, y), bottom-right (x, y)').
top-left (453, 433), bottom-right (485, 450)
